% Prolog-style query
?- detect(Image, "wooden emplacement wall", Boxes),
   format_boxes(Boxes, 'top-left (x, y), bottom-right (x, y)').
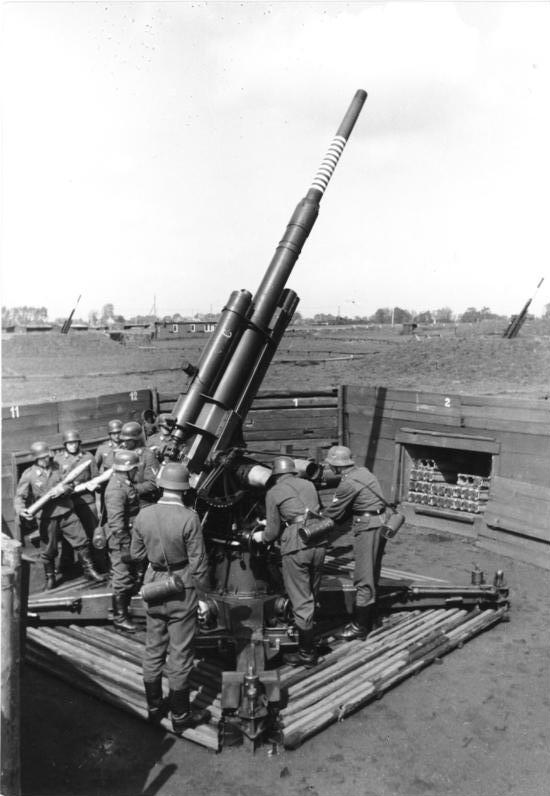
top-left (158, 389), bottom-right (342, 462)
top-left (3, 385), bottom-right (549, 569)
top-left (344, 386), bottom-right (550, 569)
top-left (1, 390), bottom-right (153, 539)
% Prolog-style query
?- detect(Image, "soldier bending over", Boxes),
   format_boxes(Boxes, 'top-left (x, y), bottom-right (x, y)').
top-left (252, 455), bottom-right (326, 668)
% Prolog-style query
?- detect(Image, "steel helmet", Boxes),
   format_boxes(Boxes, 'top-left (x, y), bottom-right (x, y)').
top-left (108, 419), bottom-right (123, 434)
top-left (324, 445), bottom-right (355, 467)
top-left (120, 421), bottom-right (143, 441)
top-left (62, 429), bottom-right (81, 444)
top-left (113, 450), bottom-right (140, 472)
top-left (30, 441), bottom-right (51, 461)
top-left (156, 463), bottom-right (190, 491)
top-left (272, 456), bottom-right (298, 476)
top-left (157, 413), bottom-right (175, 431)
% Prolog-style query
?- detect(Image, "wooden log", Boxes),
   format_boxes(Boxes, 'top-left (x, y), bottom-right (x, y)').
top-left (281, 608), bottom-right (506, 749)
top-left (281, 610), bottom-right (467, 718)
top-left (1, 566), bottom-right (21, 796)
top-left (25, 648), bottom-right (219, 751)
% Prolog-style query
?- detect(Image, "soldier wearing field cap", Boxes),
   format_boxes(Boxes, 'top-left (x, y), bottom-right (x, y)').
top-left (95, 419), bottom-right (123, 472)
top-left (104, 449), bottom-right (141, 632)
top-left (14, 441), bottom-right (103, 590)
top-left (323, 445), bottom-right (388, 641)
top-left (119, 421), bottom-right (159, 507)
top-left (146, 414), bottom-right (175, 462)
top-left (252, 455), bottom-right (326, 668)
top-left (130, 463), bottom-right (210, 731)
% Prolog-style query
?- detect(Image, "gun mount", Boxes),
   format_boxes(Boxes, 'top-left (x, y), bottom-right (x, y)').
top-left (161, 90), bottom-right (367, 747)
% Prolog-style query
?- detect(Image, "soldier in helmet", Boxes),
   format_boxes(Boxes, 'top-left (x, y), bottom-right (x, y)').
top-left (14, 441), bottom-right (104, 590)
top-left (252, 455), bottom-right (326, 668)
top-left (95, 419), bottom-right (123, 473)
top-left (130, 463), bottom-right (210, 732)
top-left (104, 450), bottom-right (142, 632)
top-left (119, 421), bottom-right (159, 507)
top-left (54, 429), bottom-right (100, 540)
top-left (146, 414), bottom-right (175, 462)
top-left (322, 445), bottom-right (388, 641)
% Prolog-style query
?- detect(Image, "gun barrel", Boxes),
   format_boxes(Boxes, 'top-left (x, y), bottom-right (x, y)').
top-left (184, 91), bottom-right (367, 469)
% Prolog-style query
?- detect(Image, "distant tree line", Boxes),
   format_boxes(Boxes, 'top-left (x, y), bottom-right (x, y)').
top-left (4, 302), bottom-right (550, 328)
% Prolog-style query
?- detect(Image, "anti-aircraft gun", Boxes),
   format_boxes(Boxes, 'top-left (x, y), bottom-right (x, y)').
top-left (162, 90), bottom-right (368, 745)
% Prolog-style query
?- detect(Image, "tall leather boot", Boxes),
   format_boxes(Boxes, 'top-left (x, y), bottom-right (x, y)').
top-left (144, 678), bottom-right (164, 723)
top-left (43, 562), bottom-right (56, 591)
top-left (113, 592), bottom-right (137, 633)
top-left (77, 546), bottom-right (106, 583)
top-left (168, 688), bottom-right (209, 734)
top-left (283, 628), bottom-right (318, 668)
top-left (336, 605), bottom-right (374, 642)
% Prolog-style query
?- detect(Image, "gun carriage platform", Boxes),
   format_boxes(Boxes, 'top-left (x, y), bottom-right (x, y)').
top-left (24, 548), bottom-right (508, 752)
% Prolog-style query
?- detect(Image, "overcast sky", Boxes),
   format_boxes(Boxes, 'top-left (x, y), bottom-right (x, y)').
top-left (2, 1), bottom-right (549, 322)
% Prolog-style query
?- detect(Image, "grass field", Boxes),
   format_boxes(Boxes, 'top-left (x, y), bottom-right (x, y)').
top-left (3, 319), bottom-right (550, 405)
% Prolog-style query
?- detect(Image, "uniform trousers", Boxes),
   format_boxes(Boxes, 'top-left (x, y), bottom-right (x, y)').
top-left (39, 510), bottom-right (88, 565)
top-left (281, 546), bottom-right (326, 631)
top-left (105, 528), bottom-right (135, 595)
top-left (143, 587), bottom-right (197, 691)
top-left (72, 496), bottom-right (99, 540)
top-left (352, 521), bottom-right (387, 607)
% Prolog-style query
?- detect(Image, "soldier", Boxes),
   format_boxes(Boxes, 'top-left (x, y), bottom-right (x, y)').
top-left (104, 450), bottom-right (141, 633)
top-left (146, 413), bottom-right (175, 462)
top-left (14, 441), bottom-right (104, 590)
top-left (95, 419), bottom-right (123, 473)
top-left (130, 463), bottom-right (210, 731)
top-left (54, 429), bottom-right (100, 540)
top-left (322, 445), bottom-right (388, 641)
top-left (252, 456), bottom-right (326, 668)
top-left (119, 421), bottom-right (159, 507)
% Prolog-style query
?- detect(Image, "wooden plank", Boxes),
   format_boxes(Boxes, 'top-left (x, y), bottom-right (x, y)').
top-left (345, 386), bottom-right (462, 407)
top-left (476, 537), bottom-right (550, 570)
top-left (478, 523), bottom-right (550, 551)
top-left (2, 403), bottom-right (58, 421)
top-left (490, 475), bottom-right (550, 501)
top-left (483, 509), bottom-right (550, 543)
top-left (461, 404), bottom-right (550, 425)
top-left (497, 454), bottom-right (550, 485)
top-left (244, 418), bottom-right (338, 434)
top-left (394, 429), bottom-right (499, 455)
top-left (463, 416), bottom-right (548, 436)
top-left (461, 395), bottom-right (550, 410)
top-left (495, 431), bottom-right (550, 457)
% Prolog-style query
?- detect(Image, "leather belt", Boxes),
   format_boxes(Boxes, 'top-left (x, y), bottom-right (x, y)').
top-left (286, 514), bottom-right (307, 525)
top-left (354, 508), bottom-right (385, 517)
top-left (150, 561), bottom-right (188, 572)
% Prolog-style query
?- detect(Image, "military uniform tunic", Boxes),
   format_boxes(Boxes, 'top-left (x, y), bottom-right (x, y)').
top-left (324, 465), bottom-right (387, 608)
top-left (14, 462), bottom-right (87, 564)
top-left (264, 474), bottom-right (325, 631)
top-left (94, 439), bottom-right (120, 473)
top-left (104, 473), bottom-right (140, 595)
top-left (132, 446), bottom-right (160, 507)
top-left (131, 500), bottom-right (209, 691)
top-left (54, 449), bottom-right (99, 538)
top-left (146, 432), bottom-right (171, 462)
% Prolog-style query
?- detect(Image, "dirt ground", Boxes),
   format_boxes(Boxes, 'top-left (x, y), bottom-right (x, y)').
top-left (19, 526), bottom-right (549, 796)
top-left (3, 321), bottom-right (550, 403)
top-left (5, 325), bottom-right (550, 795)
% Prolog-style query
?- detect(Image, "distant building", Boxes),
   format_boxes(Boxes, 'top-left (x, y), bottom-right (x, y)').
top-left (154, 319), bottom-right (217, 339)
